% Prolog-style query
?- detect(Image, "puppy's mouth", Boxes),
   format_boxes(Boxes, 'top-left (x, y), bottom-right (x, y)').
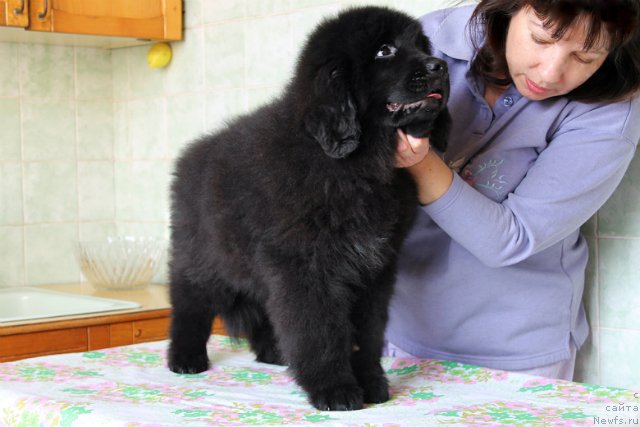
top-left (386, 92), bottom-right (443, 113)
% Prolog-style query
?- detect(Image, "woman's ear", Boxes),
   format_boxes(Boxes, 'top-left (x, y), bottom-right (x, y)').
top-left (303, 66), bottom-right (361, 159)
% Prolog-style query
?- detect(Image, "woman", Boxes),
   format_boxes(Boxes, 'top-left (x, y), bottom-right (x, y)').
top-left (387, 0), bottom-right (640, 380)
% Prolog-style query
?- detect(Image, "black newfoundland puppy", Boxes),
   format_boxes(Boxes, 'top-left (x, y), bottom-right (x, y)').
top-left (168, 6), bottom-right (450, 411)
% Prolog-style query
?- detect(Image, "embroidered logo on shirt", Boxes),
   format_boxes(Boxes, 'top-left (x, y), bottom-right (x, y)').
top-left (462, 159), bottom-right (507, 198)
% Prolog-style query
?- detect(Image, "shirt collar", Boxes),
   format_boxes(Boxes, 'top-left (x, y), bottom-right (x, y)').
top-left (431, 5), bottom-right (480, 62)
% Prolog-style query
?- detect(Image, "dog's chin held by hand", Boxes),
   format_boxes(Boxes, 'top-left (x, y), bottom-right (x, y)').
top-left (167, 5), bottom-right (450, 411)
top-left (400, 105), bottom-right (451, 152)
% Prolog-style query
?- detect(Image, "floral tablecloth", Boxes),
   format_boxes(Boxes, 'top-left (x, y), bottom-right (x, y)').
top-left (0, 335), bottom-right (638, 426)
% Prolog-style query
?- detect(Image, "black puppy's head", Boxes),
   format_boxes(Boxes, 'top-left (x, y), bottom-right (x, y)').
top-left (370, 32), bottom-right (450, 150)
top-left (294, 7), bottom-right (450, 158)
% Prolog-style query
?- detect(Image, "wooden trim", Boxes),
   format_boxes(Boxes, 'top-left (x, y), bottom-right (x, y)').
top-left (88, 325), bottom-right (111, 350)
top-left (133, 317), bottom-right (171, 342)
top-left (110, 322), bottom-right (134, 346)
top-left (0, 309), bottom-right (227, 362)
top-left (163, 0), bottom-right (182, 40)
top-left (0, 309), bottom-right (172, 336)
top-left (0, 327), bottom-right (88, 361)
top-left (52, 11), bottom-right (166, 39)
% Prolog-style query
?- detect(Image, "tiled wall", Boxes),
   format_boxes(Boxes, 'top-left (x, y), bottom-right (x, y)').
top-left (0, 0), bottom-right (638, 388)
top-left (581, 156), bottom-right (640, 388)
top-left (0, 42), bottom-right (116, 286)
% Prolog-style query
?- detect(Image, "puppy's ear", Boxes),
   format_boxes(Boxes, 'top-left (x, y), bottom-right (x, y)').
top-left (303, 67), bottom-right (361, 159)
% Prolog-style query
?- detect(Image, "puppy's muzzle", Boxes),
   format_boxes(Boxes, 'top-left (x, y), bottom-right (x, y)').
top-left (424, 57), bottom-right (447, 76)
top-left (408, 57), bottom-right (448, 92)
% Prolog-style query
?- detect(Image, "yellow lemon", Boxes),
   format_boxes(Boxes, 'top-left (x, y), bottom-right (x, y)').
top-left (147, 42), bottom-right (172, 68)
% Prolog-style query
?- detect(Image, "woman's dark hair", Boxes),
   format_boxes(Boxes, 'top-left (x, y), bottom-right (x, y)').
top-left (469, 0), bottom-right (640, 102)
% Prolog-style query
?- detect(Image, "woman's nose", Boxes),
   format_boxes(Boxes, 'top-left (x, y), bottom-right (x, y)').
top-left (537, 50), bottom-right (566, 84)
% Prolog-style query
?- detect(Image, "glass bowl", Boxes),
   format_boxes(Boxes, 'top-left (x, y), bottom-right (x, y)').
top-left (73, 236), bottom-right (165, 290)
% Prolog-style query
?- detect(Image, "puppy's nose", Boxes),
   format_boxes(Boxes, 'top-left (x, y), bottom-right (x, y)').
top-left (424, 58), bottom-right (446, 75)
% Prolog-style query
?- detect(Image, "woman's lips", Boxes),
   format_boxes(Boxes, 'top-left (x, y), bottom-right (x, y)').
top-left (525, 77), bottom-right (550, 95)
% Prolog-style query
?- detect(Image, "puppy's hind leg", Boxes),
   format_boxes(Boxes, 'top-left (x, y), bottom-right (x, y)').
top-left (247, 320), bottom-right (283, 365)
top-left (222, 296), bottom-right (284, 365)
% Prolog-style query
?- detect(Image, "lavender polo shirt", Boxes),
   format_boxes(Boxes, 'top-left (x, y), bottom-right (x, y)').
top-left (386, 6), bottom-right (640, 370)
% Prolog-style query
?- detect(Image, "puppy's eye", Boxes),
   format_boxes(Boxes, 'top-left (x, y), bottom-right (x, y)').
top-left (375, 44), bottom-right (397, 60)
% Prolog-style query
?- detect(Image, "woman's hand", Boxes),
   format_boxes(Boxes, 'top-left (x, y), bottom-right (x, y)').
top-left (395, 129), bottom-right (430, 168)
top-left (395, 129), bottom-right (454, 205)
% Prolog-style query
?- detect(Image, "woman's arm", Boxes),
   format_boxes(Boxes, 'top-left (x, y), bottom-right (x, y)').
top-left (396, 99), bottom-right (640, 268)
top-left (395, 130), bottom-right (453, 205)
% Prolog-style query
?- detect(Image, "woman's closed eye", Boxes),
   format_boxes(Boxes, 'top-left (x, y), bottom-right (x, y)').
top-left (573, 53), bottom-right (595, 64)
top-left (531, 33), bottom-right (603, 64)
top-left (531, 34), bottom-right (551, 44)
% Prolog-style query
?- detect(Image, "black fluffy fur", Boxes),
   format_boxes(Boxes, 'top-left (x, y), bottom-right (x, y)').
top-left (168, 6), bottom-right (450, 411)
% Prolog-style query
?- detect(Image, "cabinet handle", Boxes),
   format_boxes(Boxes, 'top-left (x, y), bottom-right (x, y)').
top-left (13, 0), bottom-right (25, 16)
top-left (37, 0), bottom-right (48, 21)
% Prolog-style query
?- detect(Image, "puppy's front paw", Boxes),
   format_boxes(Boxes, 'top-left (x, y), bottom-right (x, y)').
top-left (361, 376), bottom-right (389, 404)
top-left (309, 384), bottom-right (364, 411)
top-left (168, 351), bottom-right (210, 374)
top-left (256, 346), bottom-right (284, 365)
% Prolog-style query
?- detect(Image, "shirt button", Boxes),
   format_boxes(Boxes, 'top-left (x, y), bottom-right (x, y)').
top-left (503, 96), bottom-right (514, 107)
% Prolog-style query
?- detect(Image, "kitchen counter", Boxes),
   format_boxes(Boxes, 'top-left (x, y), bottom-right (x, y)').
top-left (0, 282), bottom-right (171, 329)
top-left (0, 283), bottom-right (224, 362)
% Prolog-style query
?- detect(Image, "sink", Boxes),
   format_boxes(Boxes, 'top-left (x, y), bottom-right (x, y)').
top-left (0, 287), bottom-right (141, 323)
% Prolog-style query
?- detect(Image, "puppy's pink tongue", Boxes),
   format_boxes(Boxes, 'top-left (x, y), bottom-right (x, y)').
top-left (427, 93), bottom-right (443, 100)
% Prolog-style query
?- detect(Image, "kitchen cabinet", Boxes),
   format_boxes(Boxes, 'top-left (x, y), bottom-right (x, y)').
top-left (0, 284), bottom-right (226, 362)
top-left (1, 0), bottom-right (182, 40)
top-left (0, 0), bottom-right (29, 27)
top-left (0, 313), bottom-right (226, 362)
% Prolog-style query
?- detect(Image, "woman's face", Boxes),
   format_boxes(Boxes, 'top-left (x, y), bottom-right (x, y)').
top-left (505, 6), bottom-right (609, 100)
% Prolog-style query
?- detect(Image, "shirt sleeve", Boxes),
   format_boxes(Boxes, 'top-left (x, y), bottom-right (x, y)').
top-left (421, 98), bottom-right (640, 268)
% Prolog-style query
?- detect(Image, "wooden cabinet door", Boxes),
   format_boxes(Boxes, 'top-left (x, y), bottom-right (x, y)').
top-left (0, 328), bottom-right (87, 362)
top-left (27, 0), bottom-right (182, 40)
top-left (0, 0), bottom-right (29, 26)
top-left (133, 317), bottom-right (170, 343)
